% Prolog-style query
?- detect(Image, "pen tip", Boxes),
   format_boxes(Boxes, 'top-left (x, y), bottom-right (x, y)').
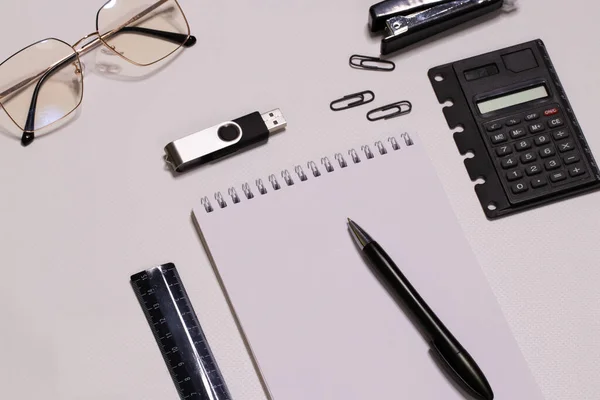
top-left (347, 219), bottom-right (373, 249)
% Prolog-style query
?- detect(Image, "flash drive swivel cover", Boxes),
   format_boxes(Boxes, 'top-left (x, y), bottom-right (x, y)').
top-left (165, 109), bottom-right (287, 174)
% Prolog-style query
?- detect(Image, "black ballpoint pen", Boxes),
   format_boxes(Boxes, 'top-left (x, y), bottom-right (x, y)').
top-left (347, 218), bottom-right (494, 400)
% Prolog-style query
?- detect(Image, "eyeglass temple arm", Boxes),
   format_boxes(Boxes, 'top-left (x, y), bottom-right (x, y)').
top-left (97, 0), bottom-right (194, 48)
top-left (20, 29), bottom-right (196, 146)
top-left (4, 0), bottom-right (188, 101)
top-left (5, 28), bottom-right (195, 101)
top-left (21, 53), bottom-right (78, 146)
top-left (118, 27), bottom-right (196, 47)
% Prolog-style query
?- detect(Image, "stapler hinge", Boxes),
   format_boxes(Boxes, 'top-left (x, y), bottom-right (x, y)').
top-left (369, 0), bottom-right (519, 55)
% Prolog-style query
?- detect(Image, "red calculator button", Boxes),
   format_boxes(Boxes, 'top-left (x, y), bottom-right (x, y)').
top-left (544, 107), bottom-right (559, 116)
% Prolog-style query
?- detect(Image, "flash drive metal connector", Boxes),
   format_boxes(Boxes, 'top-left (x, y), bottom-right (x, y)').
top-left (261, 109), bottom-right (287, 134)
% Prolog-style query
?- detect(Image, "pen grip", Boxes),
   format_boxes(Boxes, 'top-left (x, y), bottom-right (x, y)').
top-left (363, 242), bottom-right (462, 353)
top-left (363, 242), bottom-right (494, 400)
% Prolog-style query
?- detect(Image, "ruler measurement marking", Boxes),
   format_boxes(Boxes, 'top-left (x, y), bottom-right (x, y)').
top-left (131, 264), bottom-right (231, 400)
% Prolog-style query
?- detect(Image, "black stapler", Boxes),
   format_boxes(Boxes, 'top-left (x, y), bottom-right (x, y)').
top-left (369, 0), bottom-right (518, 55)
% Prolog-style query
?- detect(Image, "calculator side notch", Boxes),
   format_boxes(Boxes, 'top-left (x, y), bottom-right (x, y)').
top-left (431, 39), bottom-right (600, 219)
top-left (429, 64), bottom-right (511, 219)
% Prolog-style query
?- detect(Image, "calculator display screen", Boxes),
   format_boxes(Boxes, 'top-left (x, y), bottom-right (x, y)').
top-left (477, 85), bottom-right (548, 114)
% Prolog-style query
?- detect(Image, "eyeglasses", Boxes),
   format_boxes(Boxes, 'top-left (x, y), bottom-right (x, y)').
top-left (0, 0), bottom-right (196, 147)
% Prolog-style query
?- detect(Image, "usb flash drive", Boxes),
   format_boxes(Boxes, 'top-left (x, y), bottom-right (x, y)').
top-left (164, 109), bottom-right (287, 173)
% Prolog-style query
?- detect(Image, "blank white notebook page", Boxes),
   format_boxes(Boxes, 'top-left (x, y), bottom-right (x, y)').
top-left (193, 135), bottom-right (543, 400)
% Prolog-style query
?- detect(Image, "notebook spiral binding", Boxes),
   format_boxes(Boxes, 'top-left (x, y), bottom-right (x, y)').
top-left (200, 134), bottom-right (414, 213)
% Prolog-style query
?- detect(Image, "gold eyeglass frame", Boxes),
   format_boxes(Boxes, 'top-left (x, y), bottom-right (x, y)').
top-left (0, 0), bottom-right (195, 146)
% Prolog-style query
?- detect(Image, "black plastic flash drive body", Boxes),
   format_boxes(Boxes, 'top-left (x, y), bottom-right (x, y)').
top-left (164, 109), bottom-right (287, 173)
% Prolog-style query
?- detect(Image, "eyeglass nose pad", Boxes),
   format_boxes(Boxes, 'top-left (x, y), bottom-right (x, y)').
top-left (21, 132), bottom-right (35, 147)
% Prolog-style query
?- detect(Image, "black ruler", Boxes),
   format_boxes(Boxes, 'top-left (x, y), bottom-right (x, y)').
top-left (131, 263), bottom-right (231, 400)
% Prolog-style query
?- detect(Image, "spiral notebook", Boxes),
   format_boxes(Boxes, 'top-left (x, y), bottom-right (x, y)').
top-left (192, 134), bottom-right (543, 399)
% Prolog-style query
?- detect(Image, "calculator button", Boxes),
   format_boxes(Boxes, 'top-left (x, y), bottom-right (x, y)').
top-left (485, 122), bottom-right (502, 132)
top-left (552, 129), bottom-right (569, 140)
top-left (550, 171), bottom-right (568, 183)
top-left (525, 112), bottom-right (540, 121)
top-left (539, 145), bottom-right (556, 158)
top-left (544, 158), bottom-right (561, 171)
top-left (490, 132), bottom-right (508, 144)
top-left (529, 123), bottom-right (545, 133)
top-left (507, 169), bottom-right (523, 182)
top-left (520, 152), bottom-right (537, 164)
top-left (501, 156), bottom-right (519, 169)
top-left (547, 117), bottom-right (564, 129)
top-left (525, 164), bottom-right (542, 176)
top-left (533, 134), bottom-right (550, 146)
top-left (558, 140), bottom-right (575, 153)
top-left (543, 107), bottom-right (559, 117)
top-left (515, 139), bottom-right (532, 151)
top-left (531, 177), bottom-right (548, 188)
top-left (563, 153), bottom-right (581, 165)
top-left (509, 128), bottom-right (527, 139)
top-left (505, 117), bottom-right (521, 126)
top-left (568, 165), bottom-right (586, 177)
top-left (496, 145), bottom-right (513, 157)
top-left (511, 182), bottom-right (528, 194)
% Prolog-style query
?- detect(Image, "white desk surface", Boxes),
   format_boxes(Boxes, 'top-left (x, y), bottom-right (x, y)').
top-left (0, 1), bottom-right (598, 399)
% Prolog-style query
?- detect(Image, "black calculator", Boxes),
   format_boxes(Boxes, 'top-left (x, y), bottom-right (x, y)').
top-left (429, 40), bottom-right (600, 219)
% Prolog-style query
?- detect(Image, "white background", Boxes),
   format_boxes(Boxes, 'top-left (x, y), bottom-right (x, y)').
top-left (0, 1), bottom-right (598, 399)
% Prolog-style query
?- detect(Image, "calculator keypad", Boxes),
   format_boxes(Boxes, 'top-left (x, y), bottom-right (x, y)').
top-left (482, 105), bottom-right (590, 204)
